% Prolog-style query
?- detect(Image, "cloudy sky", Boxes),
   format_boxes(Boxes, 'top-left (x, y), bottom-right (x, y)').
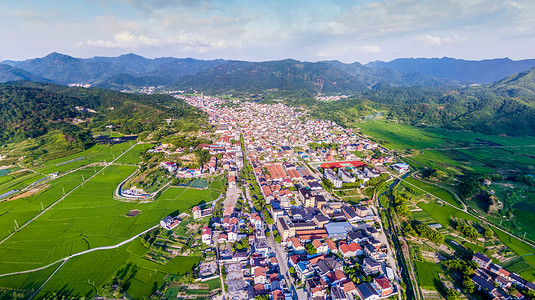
top-left (2, 0), bottom-right (534, 63)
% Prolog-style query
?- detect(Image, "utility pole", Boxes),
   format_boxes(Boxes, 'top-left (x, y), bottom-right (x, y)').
top-left (14, 219), bottom-right (18, 228)
top-left (41, 202), bottom-right (44, 211)
top-left (63, 187), bottom-right (65, 195)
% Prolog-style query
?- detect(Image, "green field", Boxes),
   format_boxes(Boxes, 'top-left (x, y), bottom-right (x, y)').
top-left (35, 239), bottom-right (200, 299)
top-left (114, 143), bottom-right (154, 165)
top-left (418, 202), bottom-right (478, 228)
top-left (0, 159), bottom-right (221, 299)
top-left (414, 261), bottom-right (441, 291)
top-left (402, 177), bottom-right (461, 208)
top-left (37, 142), bottom-right (135, 175)
top-left (0, 167), bottom-right (103, 241)
top-left (0, 165), bottom-right (221, 275)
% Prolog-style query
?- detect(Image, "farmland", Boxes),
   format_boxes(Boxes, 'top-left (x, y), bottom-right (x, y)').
top-left (0, 141), bottom-right (225, 299)
top-left (414, 261), bottom-right (441, 291)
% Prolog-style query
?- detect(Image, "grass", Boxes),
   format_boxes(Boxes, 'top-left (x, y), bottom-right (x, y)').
top-left (462, 241), bottom-right (484, 253)
top-left (414, 261), bottom-right (441, 291)
top-left (0, 167), bottom-right (103, 241)
top-left (502, 257), bottom-right (535, 282)
top-left (403, 177), bottom-right (461, 208)
top-left (114, 143), bottom-right (154, 165)
top-left (418, 202), bottom-right (477, 228)
top-left (0, 164), bottom-right (220, 275)
top-left (37, 142), bottom-right (135, 175)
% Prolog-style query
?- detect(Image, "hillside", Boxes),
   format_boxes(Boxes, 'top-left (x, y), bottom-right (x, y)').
top-left (173, 59), bottom-right (367, 93)
top-left (2, 53), bottom-right (227, 87)
top-left (0, 64), bottom-right (51, 83)
top-left (2, 53), bottom-right (466, 92)
top-left (489, 67), bottom-right (535, 99)
top-left (0, 82), bottom-right (205, 145)
top-left (367, 57), bottom-right (535, 84)
top-left (323, 60), bottom-right (459, 87)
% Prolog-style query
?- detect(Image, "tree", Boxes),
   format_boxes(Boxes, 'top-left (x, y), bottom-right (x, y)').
top-left (196, 149), bottom-right (211, 169)
top-left (306, 243), bottom-right (317, 255)
top-left (462, 278), bottom-right (475, 293)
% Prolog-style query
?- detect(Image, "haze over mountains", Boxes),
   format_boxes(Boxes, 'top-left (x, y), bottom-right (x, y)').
top-left (3, 53), bottom-right (535, 93)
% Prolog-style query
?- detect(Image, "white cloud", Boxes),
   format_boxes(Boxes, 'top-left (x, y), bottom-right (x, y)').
top-left (81, 31), bottom-right (160, 48)
top-left (416, 34), bottom-right (466, 46)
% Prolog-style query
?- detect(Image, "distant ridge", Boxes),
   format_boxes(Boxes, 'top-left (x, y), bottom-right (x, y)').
top-left (2, 53), bottom-right (535, 92)
top-left (366, 57), bottom-right (535, 84)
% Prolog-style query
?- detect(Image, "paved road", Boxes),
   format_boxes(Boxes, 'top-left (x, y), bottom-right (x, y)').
top-left (0, 142), bottom-right (141, 246)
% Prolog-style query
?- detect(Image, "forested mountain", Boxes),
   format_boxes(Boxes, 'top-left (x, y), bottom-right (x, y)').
top-left (1, 53), bottom-right (227, 87)
top-left (302, 71), bottom-right (535, 136)
top-left (366, 57), bottom-right (535, 84)
top-left (0, 53), bottom-right (464, 91)
top-left (489, 67), bottom-right (535, 98)
top-left (0, 64), bottom-right (51, 84)
top-left (173, 59), bottom-right (367, 93)
top-left (0, 82), bottom-right (205, 145)
top-left (322, 60), bottom-right (459, 87)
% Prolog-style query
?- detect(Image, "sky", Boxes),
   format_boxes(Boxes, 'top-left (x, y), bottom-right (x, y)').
top-left (1, 0), bottom-right (535, 63)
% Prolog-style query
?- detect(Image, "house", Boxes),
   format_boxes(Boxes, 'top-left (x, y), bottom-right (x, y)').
top-left (372, 275), bottom-right (393, 297)
top-left (338, 168), bottom-right (355, 183)
top-left (324, 169), bottom-right (343, 188)
top-left (331, 286), bottom-right (348, 300)
top-left (364, 244), bottom-right (381, 261)
top-left (160, 216), bottom-right (179, 230)
top-left (228, 225), bottom-right (238, 242)
top-left (325, 270), bottom-right (348, 284)
top-left (296, 262), bottom-right (315, 281)
top-left (193, 206), bottom-right (202, 219)
top-left (473, 252), bottom-right (492, 269)
top-left (342, 280), bottom-right (358, 297)
top-left (325, 239), bottom-right (338, 254)
top-left (202, 226), bottom-right (212, 245)
top-left (250, 212), bottom-right (263, 230)
top-left (341, 206), bottom-right (359, 222)
top-left (324, 222), bottom-right (353, 240)
top-left (339, 242), bottom-right (363, 258)
top-left (356, 283), bottom-right (379, 300)
top-left (288, 237), bottom-right (305, 252)
top-left (306, 276), bottom-right (327, 299)
top-left (312, 239), bottom-right (329, 254)
top-left (325, 256), bottom-right (344, 271)
top-left (254, 267), bottom-right (267, 285)
top-left (363, 258), bottom-right (382, 275)
top-left (313, 214), bottom-right (330, 228)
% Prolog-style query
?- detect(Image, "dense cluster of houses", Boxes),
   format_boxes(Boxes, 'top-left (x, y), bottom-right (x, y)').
top-left (154, 133), bottom-right (243, 178)
top-left (472, 252), bottom-right (534, 300)
top-left (180, 96), bottom-right (400, 300)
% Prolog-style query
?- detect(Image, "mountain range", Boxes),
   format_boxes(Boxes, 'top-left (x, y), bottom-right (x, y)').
top-left (366, 57), bottom-right (535, 84)
top-left (4, 53), bottom-right (535, 93)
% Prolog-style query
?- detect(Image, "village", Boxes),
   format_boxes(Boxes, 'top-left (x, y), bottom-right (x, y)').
top-left (149, 96), bottom-right (413, 300)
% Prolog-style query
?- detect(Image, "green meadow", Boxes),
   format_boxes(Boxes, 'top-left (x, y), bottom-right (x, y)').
top-left (0, 146), bottom-right (223, 299)
top-left (414, 261), bottom-right (442, 291)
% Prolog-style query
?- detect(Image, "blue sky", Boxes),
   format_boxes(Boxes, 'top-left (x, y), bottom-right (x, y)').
top-left (2, 0), bottom-right (534, 63)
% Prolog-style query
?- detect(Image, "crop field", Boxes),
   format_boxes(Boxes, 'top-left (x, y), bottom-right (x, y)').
top-left (37, 142), bottom-right (135, 175)
top-left (0, 171), bottom-right (44, 195)
top-left (358, 121), bottom-right (444, 150)
top-left (0, 160), bottom-right (221, 299)
top-left (414, 261), bottom-right (441, 291)
top-left (417, 202), bottom-right (477, 228)
top-left (402, 177), bottom-right (461, 208)
top-left (34, 238), bottom-right (201, 299)
top-left (0, 166), bottom-right (104, 241)
top-left (114, 143), bottom-right (154, 165)
top-left (0, 163), bottom-right (220, 275)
